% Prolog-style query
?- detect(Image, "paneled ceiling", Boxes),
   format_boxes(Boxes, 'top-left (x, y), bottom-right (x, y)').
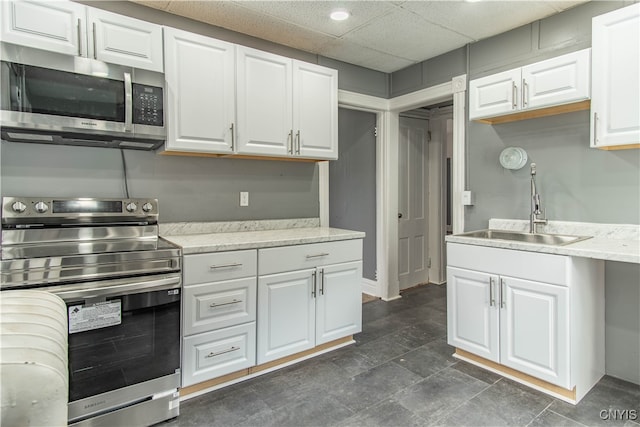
top-left (132, 0), bottom-right (590, 73)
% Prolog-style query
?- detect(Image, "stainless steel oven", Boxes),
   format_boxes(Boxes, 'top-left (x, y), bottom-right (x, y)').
top-left (1, 197), bottom-right (182, 427)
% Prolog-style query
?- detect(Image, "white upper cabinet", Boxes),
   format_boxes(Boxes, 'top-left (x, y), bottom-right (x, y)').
top-left (87, 8), bottom-right (163, 72)
top-left (237, 47), bottom-right (338, 160)
top-left (469, 49), bottom-right (590, 121)
top-left (1, 0), bottom-right (85, 56)
top-left (1, 0), bottom-right (163, 72)
top-left (293, 61), bottom-right (339, 160)
top-left (236, 46), bottom-right (293, 157)
top-left (164, 27), bottom-right (236, 153)
top-left (591, 3), bottom-right (640, 149)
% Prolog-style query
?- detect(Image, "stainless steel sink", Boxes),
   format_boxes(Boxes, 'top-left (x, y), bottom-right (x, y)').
top-left (455, 229), bottom-right (592, 246)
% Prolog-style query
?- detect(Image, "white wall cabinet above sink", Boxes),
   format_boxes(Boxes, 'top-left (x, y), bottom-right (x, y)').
top-left (1, 0), bottom-right (163, 72)
top-left (590, 3), bottom-right (640, 150)
top-left (469, 49), bottom-right (591, 124)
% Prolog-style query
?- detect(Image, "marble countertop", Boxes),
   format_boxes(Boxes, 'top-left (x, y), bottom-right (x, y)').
top-left (160, 219), bottom-right (365, 254)
top-left (445, 219), bottom-right (640, 264)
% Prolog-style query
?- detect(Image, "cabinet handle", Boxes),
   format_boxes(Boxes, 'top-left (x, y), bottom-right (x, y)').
top-left (77, 19), bottom-right (83, 56)
top-left (512, 82), bottom-right (517, 109)
top-left (209, 262), bottom-right (243, 270)
top-left (124, 72), bottom-right (133, 132)
top-left (500, 278), bottom-right (506, 309)
top-left (489, 277), bottom-right (495, 307)
top-left (205, 346), bottom-right (239, 358)
top-left (306, 253), bottom-right (329, 259)
top-left (593, 112), bottom-right (598, 145)
top-left (319, 269), bottom-right (325, 296)
top-left (296, 130), bottom-right (301, 155)
top-left (312, 270), bottom-right (317, 298)
top-left (522, 79), bottom-right (528, 107)
top-left (230, 123), bottom-right (235, 151)
top-left (288, 130), bottom-right (293, 154)
top-left (209, 299), bottom-right (242, 308)
top-left (92, 22), bottom-right (97, 59)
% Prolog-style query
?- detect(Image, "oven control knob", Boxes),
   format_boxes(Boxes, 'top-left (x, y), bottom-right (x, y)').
top-left (142, 202), bottom-right (153, 212)
top-left (11, 201), bottom-right (27, 213)
top-left (126, 202), bottom-right (137, 213)
top-left (34, 201), bottom-right (49, 213)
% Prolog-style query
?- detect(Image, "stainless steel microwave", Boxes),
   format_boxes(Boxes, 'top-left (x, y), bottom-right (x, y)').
top-left (0, 45), bottom-right (165, 150)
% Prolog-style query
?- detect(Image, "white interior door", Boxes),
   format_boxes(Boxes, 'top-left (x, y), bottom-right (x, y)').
top-left (398, 116), bottom-right (429, 290)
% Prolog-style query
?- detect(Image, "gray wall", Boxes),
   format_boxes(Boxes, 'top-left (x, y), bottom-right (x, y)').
top-left (330, 109), bottom-right (377, 281)
top-left (0, 142), bottom-right (318, 222)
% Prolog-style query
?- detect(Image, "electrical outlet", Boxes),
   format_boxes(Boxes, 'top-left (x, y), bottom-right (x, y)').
top-left (240, 192), bottom-right (249, 207)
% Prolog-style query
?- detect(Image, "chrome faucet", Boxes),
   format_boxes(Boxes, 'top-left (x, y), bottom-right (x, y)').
top-left (530, 163), bottom-right (548, 233)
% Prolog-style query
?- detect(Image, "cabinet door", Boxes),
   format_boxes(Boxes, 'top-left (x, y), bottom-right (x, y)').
top-left (1, 0), bottom-right (86, 56)
top-left (500, 276), bottom-right (570, 388)
top-left (164, 27), bottom-right (235, 153)
top-left (469, 68), bottom-right (521, 120)
top-left (87, 7), bottom-right (163, 72)
top-left (591, 3), bottom-right (640, 148)
top-left (257, 269), bottom-right (315, 364)
top-left (316, 262), bottom-right (362, 345)
top-left (522, 49), bottom-right (590, 111)
top-left (293, 61), bottom-right (338, 160)
top-left (237, 46), bottom-right (292, 157)
top-left (447, 267), bottom-right (499, 362)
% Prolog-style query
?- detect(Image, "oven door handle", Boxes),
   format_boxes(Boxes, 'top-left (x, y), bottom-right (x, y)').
top-left (52, 275), bottom-right (181, 301)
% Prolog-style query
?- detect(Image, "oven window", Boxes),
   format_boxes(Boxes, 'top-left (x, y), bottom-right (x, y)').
top-left (4, 62), bottom-right (125, 123)
top-left (67, 288), bottom-right (180, 402)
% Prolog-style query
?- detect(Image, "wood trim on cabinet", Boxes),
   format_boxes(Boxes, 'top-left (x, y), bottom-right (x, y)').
top-left (596, 143), bottom-right (640, 151)
top-left (473, 100), bottom-right (591, 125)
top-left (160, 150), bottom-right (319, 162)
top-left (454, 348), bottom-right (577, 402)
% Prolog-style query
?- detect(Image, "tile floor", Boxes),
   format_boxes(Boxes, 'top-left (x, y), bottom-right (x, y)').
top-left (163, 284), bottom-right (640, 427)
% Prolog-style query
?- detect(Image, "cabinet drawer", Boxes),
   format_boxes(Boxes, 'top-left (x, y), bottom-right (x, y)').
top-left (258, 239), bottom-right (362, 275)
top-left (184, 250), bottom-right (257, 285)
top-left (184, 277), bottom-right (256, 336)
top-left (447, 243), bottom-right (568, 286)
top-left (182, 322), bottom-right (256, 387)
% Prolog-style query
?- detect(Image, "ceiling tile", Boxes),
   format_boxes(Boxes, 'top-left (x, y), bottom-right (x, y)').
top-left (342, 8), bottom-right (473, 63)
top-left (232, 1), bottom-right (398, 38)
top-left (165, 0), bottom-right (335, 51)
top-left (318, 38), bottom-right (414, 73)
top-left (401, 1), bottom-right (563, 41)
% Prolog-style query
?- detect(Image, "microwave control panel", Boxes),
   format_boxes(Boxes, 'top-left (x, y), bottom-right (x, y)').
top-left (132, 84), bottom-right (164, 127)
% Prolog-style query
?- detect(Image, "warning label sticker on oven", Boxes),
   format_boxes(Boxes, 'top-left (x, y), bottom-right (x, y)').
top-left (68, 301), bottom-right (122, 334)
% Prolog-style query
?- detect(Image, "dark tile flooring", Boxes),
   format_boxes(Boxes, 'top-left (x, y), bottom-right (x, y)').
top-left (163, 284), bottom-right (640, 427)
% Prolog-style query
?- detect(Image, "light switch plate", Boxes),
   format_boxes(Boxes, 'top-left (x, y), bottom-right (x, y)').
top-left (240, 192), bottom-right (249, 207)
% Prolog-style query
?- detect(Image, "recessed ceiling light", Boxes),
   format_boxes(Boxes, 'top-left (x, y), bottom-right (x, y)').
top-left (330, 9), bottom-right (350, 21)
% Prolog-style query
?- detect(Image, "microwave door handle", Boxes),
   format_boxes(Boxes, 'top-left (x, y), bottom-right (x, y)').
top-left (124, 72), bottom-right (133, 132)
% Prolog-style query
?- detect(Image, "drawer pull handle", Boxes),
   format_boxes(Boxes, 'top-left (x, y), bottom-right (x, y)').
top-left (209, 263), bottom-right (243, 270)
top-left (306, 253), bottom-right (329, 259)
top-left (210, 299), bottom-right (242, 308)
top-left (205, 346), bottom-right (239, 358)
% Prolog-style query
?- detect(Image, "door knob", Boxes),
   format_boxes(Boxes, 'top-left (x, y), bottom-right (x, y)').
top-left (398, 213), bottom-right (403, 219)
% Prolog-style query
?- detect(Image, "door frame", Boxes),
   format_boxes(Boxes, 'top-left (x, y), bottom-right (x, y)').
top-left (319, 74), bottom-right (466, 301)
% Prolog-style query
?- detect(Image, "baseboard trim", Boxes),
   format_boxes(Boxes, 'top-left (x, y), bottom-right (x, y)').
top-left (454, 348), bottom-right (577, 404)
top-left (180, 336), bottom-right (354, 400)
top-left (362, 278), bottom-right (380, 297)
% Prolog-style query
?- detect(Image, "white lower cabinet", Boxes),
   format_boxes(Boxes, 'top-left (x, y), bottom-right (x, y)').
top-left (447, 242), bottom-right (603, 403)
top-left (257, 241), bottom-right (363, 364)
top-left (181, 249), bottom-right (257, 387)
